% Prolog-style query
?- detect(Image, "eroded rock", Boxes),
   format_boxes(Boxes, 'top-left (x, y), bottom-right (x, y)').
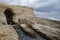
top-left (0, 25), bottom-right (19, 40)
top-left (0, 3), bottom-right (60, 40)
top-left (16, 18), bottom-right (60, 40)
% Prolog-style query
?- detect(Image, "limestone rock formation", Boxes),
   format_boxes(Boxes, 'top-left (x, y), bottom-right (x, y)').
top-left (0, 25), bottom-right (18, 40)
top-left (0, 3), bottom-right (60, 40)
top-left (17, 18), bottom-right (60, 40)
top-left (0, 3), bottom-right (34, 23)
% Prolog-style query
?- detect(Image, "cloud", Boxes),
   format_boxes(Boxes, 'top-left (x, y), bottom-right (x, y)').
top-left (1, 0), bottom-right (60, 9)
top-left (0, 0), bottom-right (34, 7)
top-left (35, 0), bottom-right (60, 10)
top-left (0, 0), bottom-right (46, 7)
top-left (0, 0), bottom-right (60, 8)
top-left (34, 0), bottom-right (60, 20)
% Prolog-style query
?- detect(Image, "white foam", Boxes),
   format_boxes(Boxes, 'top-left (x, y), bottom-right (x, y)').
top-left (47, 18), bottom-right (60, 21)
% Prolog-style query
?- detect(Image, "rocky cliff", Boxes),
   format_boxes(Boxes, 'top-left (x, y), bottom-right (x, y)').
top-left (0, 3), bottom-right (60, 40)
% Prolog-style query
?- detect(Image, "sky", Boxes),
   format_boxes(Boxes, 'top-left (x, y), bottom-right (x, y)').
top-left (0, 0), bottom-right (60, 21)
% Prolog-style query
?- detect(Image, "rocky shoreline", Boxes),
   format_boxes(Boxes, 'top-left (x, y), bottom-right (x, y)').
top-left (0, 3), bottom-right (60, 40)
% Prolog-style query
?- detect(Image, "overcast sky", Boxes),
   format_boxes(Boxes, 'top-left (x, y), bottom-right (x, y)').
top-left (0, 0), bottom-right (60, 21)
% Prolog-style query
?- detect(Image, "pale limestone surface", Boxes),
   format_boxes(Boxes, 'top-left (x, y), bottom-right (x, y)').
top-left (0, 3), bottom-right (60, 40)
top-left (0, 25), bottom-right (19, 40)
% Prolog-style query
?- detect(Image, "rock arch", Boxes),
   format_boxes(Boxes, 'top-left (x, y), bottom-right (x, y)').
top-left (4, 8), bottom-right (15, 25)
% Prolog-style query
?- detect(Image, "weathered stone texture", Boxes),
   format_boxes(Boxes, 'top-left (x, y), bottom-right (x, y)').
top-left (0, 25), bottom-right (18, 40)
